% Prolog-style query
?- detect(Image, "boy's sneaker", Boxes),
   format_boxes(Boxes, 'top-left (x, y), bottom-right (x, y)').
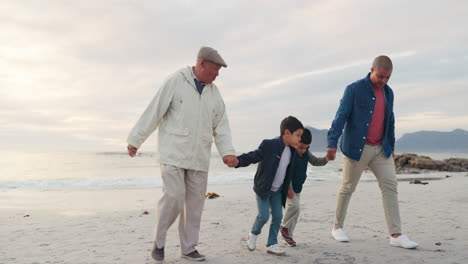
top-left (181, 250), bottom-right (206, 261)
top-left (331, 227), bottom-right (350, 242)
top-left (247, 232), bottom-right (257, 251)
top-left (151, 245), bottom-right (164, 262)
top-left (266, 244), bottom-right (285, 256)
top-left (390, 235), bottom-right (419, 249)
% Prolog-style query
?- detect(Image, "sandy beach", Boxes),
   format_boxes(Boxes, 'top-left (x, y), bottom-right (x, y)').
top-left (1, 173), bottom-right (467, 264)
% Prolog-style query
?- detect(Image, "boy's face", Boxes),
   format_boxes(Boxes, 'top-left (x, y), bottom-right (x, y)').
top-left (285, 128), bottom-right (303, 148)
top-left (295, 142), bottom-right (310, 156)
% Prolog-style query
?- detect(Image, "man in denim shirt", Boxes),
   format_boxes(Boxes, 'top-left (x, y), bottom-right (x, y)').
top-left (326, 56), bottom-right (418, 249)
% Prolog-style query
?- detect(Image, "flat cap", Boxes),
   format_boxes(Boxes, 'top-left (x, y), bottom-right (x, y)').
top-left (197, 46), bottom-right (227, 67)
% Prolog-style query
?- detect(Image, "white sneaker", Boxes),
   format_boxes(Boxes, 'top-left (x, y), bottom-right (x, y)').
top-left (266, 244), bottom-right (285, 256)
top-left (390, 235), bottom-right (419, 249)
top-left (246, 233), bottom-right (257, 251)
top-left (331, 227), bottom-right (350, 242)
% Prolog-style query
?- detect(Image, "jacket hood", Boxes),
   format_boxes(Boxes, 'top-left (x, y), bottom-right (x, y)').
top-left (179, 66), bottom-right (196, 89)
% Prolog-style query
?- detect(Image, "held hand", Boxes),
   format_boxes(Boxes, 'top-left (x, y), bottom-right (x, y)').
top-left (226, 156), bottom-right (239, 167)
top-left (326, 148), bottom-right (337, 161)
top-left (127, 144), bottom-right (138, 157)
top-left (287, 189), bottom-right (295, 199)
top-left (223, 155), bottom-right (239, 168)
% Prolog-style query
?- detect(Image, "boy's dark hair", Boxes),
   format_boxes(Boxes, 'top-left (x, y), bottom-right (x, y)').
top-left (301, 128), bottom-right (312, 144)
top-left (280, 116), bottom-right (304, 135)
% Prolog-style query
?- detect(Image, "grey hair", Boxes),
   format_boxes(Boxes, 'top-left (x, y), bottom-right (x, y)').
top-left (372, 55), bottom-right (393, 70)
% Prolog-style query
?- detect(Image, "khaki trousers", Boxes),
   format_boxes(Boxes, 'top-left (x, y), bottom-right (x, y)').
top-left (154, 164), bottom-right (208, 255)
top-left (281, 192), bottom-right (301, 237)
top-left (334, 144), bottom-right (401, 235)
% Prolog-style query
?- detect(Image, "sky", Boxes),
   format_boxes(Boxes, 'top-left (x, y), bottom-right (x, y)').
top-left (1, 0), bottom-right (467, 153)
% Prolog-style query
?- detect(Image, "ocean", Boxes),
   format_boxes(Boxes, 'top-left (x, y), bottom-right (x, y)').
top-left (0, 151), bottom-right (466, 190)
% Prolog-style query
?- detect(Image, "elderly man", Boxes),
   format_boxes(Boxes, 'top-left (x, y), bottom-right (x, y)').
top-left (326, 56), bottom-right (418, 249)
top-left (127, 46), bottom-right (238, 262)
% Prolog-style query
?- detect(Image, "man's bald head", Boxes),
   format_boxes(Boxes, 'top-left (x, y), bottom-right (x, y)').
top-left (372, 55), bottom-right (393, 71)
top-left (370, 55), bottom-right (393, 89)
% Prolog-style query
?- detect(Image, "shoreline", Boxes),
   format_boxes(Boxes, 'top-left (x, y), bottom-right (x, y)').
top-left (1, 175), bottom-right (467, 263)
top-left (1, 170), bottom-right (464, 192)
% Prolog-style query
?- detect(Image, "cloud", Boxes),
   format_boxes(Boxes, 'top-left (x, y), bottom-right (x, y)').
top-left (230, 50), bottom-right (417, 101)
top-left (0, 0), bottom-right (467, 151)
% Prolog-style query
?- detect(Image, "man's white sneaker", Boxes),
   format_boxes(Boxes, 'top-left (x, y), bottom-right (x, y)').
top-left (331, 228), bottom-right (350, 242)
top-left (266, 244), bottom-right (285, 256)
top-left (390, 235), bottom-right (419, 249)
top-left (246, 233), bottom-right (257, 251)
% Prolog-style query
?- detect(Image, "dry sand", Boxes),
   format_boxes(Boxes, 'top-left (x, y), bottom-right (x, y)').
top-left (1, 173), bottom-right (467, 264)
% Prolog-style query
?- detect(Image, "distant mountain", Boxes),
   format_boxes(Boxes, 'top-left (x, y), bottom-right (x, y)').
top-left (304, 126), bottom-right (468, 153)
top-left (395, 129), bottom-right (468, 153)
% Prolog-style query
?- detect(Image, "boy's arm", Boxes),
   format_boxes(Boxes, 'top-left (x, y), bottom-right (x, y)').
top-left (235, 140), bottom-right (267, 168)
top-left (308, 151), bottom-right (328, 166)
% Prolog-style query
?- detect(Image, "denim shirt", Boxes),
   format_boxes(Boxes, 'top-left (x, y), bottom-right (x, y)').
top-left (327, 73), bottom-right (395, 161)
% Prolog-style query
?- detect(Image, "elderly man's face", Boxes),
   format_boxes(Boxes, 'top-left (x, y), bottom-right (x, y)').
top-left (199, 61), bottom-right (221, 84)
top-left (370, 68), bottom-right (392, 89)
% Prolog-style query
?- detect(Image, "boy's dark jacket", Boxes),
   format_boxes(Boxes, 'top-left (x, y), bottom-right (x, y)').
top-left (292, 152), bottom-right (328, 193)
top-left (236, 136), bottom-right (295, 206)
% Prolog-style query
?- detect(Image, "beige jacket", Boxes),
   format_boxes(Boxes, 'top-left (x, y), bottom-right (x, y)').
top-left (127, 66), bottom-right (236, 172)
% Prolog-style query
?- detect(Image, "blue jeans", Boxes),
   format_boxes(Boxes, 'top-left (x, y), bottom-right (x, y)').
top-left (251, 190), bottom-right (283, 246)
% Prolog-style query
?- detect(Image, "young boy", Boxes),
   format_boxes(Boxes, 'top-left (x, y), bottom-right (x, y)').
top-left (235, 116), bottom-right (304, 256)
top-left (280, 128), bottom-right (328, 247)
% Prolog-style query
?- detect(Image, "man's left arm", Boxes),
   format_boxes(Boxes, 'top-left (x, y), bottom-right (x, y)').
top-left (213, 107), bottom-right (235, 153)
top-left (212, 98), bottom-right (237, 166)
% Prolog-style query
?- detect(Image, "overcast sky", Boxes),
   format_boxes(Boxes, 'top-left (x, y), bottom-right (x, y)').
top-left (1, 0), bottom-right (467, 153)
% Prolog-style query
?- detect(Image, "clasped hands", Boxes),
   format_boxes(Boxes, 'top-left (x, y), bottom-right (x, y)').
top-left (326, 148), bottom-right (337, 161)
top-left (222, 155), bottom-right (239, 168)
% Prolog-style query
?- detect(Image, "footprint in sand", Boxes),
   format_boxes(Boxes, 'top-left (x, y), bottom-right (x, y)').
top-left (313, 252), bottom-right (356, 264)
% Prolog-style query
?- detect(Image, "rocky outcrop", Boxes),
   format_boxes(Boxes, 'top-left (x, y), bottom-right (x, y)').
top-left (394, 153), bottom-right (468, 174)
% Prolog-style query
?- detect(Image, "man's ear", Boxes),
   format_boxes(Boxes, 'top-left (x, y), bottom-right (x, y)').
top-left (199, 59), bottom-right (206, 68)
top-left (284, 129), bottom-right (291, 136)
